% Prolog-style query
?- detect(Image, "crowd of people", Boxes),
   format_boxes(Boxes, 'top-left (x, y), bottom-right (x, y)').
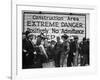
top-left (22, 30), bottom-right (89, 69)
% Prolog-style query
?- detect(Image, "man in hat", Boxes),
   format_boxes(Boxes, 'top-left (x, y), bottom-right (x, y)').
top-left (22, 32), bottom-right (35, 68)
top-left (60, 34), bottom-right (70, 67)
top-left (34, 33), bottom-right (48, 68)
top-left (67, 36), bottom-right (75, 67)
top-left (79, 37), bottom-right (89, 66)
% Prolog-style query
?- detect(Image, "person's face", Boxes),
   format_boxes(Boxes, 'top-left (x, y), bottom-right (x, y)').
top-left (44, 39), bottom-right (48, 45)
top-left (41, 40), bottom-right (44, 45)
top-left (51, 43), bottom-right (54, 47)
top-left (74, 39), bottom-right (78, 42)
top-left (61, 37), bottom-right (65, 42)
top-left (44, 39), bottom-right (48, 43)
top-left (37, 37), bottom-right (41, 41)
top-left (57, 37), bottom-right (60, 42)
top-left (22, 34), bottom-right (26, 39)
top-left (48, 42), bottom-right (50, 46)
top-left (29, 36), bottom-right (33, 40)
top-left (70, 39), bottom-right (73, 42)
top-left (27, 28), bottom-right (30, 32)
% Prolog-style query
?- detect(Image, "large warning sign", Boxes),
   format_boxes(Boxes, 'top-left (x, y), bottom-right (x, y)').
top-left (23, 11), bottom-right (86, 40)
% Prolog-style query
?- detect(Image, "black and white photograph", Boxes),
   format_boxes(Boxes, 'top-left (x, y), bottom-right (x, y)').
top-left (10, 1), bottom-right (97, 80)
top-left (22, 11), bottom-right (90, 69)
top-left (0, 0), bottom-right (99, 80)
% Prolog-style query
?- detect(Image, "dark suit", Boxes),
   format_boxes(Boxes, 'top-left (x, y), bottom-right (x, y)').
top-left (67, 41), bottom-right (74, 67)
top-left (54, 42), bottom-right (62, 67)
top-left (22, 38), bottom-right (35, 68)
top-left (80, 41), bottom-right (89, 66)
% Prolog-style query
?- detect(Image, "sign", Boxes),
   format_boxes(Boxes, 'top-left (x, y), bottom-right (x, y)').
top-left (23, 11), bottom-right (86, 41)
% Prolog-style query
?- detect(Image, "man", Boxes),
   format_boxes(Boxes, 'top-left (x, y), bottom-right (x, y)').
top-left (60, 34), bottom-right (70, 67)
top-left (73, 36), bottom-right (79, 66)
top-left (47, 40), bottom-right (55, 61)
top-left (86, 38), bottom-right (90, 65)
top-left (54, 36), bottom-right (62, 67)
top-left (35, 34), bottom-right (48, 68)
top-left (79, 37), bottom-right (89, 66)
top-left (22, 32), bottom-right (35, 68)
top-left (67, 36), bottom-right (74, 67)
top-left (22, 31), bottom-right (30, 69)
top-left (22, 32), bottom-right (26, 40)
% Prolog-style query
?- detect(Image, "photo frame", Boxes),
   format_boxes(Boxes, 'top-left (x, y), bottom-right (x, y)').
top-left (11, 1), bottom-right (97, 80)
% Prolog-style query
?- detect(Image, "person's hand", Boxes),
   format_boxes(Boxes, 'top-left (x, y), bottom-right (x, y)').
top-left (34, 51), bottom-right (37, 54)
top-left (23, 49), bottom-right (27, 53)
top-left (26, 53), bottom-right (29, 56)
top-left (73, 52), bottom-right (76, 56)
top-left (81, 56), bottom-right (83, 58)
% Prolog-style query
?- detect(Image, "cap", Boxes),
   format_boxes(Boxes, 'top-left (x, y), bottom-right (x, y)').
top-left (61, 34), bottom-right (69, 40)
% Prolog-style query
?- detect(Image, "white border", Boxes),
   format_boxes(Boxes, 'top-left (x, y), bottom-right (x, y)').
top-left (12, 3), bottom-right (97, 80)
